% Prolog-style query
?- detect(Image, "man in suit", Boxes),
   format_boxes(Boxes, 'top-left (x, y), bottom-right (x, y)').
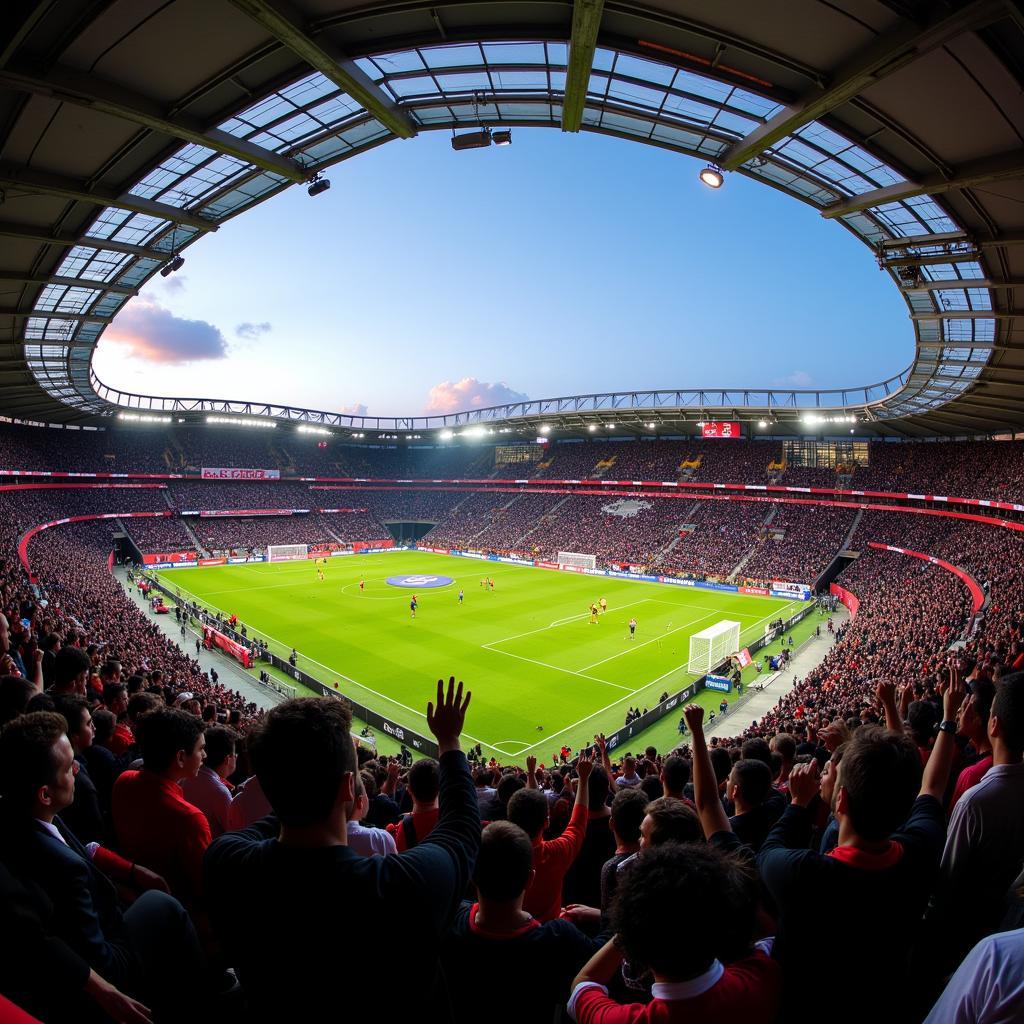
top-left (0, 712), bottom-right (206, 1017)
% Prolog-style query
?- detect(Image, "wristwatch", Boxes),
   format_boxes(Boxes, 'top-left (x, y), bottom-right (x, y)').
top-left (938, 720), bottom-right (957, 735)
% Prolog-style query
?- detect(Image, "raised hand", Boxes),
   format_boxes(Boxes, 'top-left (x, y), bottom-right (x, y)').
top-left (526, 755), bottom-right (537, 775)
top-left (788, 760), bottom-right (821, 807)
top-left (426, 675), bottom-right (471, 754)
top-left (683, 703), bottom-right (704, 732)
top-left (593, 733), bottom-right (607, 753)
top-left (874, 679), bottom-right (896, 707)
top-left (943, 660), bottom-right (965, 722)
top-left (576, 749), bottom-right (595, 784)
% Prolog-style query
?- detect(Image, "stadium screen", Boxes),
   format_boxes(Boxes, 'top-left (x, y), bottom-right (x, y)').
top-left (700, 421), bottom-right (742, 438)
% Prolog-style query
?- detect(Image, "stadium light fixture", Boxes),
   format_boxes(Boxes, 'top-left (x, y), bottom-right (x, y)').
top-left (118, 412), bottom-right (171, 423)
top-left (297, 425), bottom-right (331, 436)
top-left (588, 424), bottom-right (597, 432)
top-left (646, 422), bottom-right (657, 429)
top-left (699, 164), bottom-right (724, 189)
top-left (205, 416), bottom-right (276, 429)
top-left (307, 174), bottom-right (331, 197)
top-left (539, 424), bottom-right (551, 434)
top-left (451, 129), bottom-right (492, 151)
top-left (491, 130), bottom-right (512, 146)
top-left (439, 429), bottom-right (453, 440)
top-left (159, 254), bottom-right (184, 277)
top-left (758, 420), bottom-right (768, 428)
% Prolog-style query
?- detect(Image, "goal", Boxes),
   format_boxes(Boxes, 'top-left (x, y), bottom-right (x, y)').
top-left (557, 551), bottom-right (597, 570)
top-left (688, 620), bottom-right (741, 675)
top-left (267, 543), bottom-right (308, 562)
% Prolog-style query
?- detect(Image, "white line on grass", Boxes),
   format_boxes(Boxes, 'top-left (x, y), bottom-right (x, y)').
top-left (576, 610), bottom-right (720, 672)
top-left (482, 646), bottom-right (634, 691)
top-left (158, 576), bottom-right (506, 756)
top-left (487, 598), bottom-right (652, 647)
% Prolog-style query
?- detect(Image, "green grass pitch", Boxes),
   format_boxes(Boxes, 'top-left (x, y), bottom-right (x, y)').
top-left (157, 552), bottom-right (803, 762)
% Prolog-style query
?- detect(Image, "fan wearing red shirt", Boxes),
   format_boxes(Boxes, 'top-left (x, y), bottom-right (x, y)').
top-left (112, 706), bottom-right (211, 913)
top-left (568, 842), bottom-right (779, 1024)
top-left (507, 752), bottom-right (594, 921)
top-left (387, 757), bottom-right (440, 851)
top-left (949, 679), bottom-right (995, 810)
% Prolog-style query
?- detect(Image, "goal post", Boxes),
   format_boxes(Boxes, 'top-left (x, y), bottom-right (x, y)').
top-left (557, 551), bottom-right (597, 570)
top-left (688, 620), bottom-right (741, 675)
top-left (266, 543), bottom-right (308, 562)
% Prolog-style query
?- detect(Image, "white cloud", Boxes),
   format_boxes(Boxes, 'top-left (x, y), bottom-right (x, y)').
top-left (424, 377), bottom-right (529, 414)
top-left (104, 298), bottom-right (228, 365)
top-left (235, 321), bottom-right (272, 340)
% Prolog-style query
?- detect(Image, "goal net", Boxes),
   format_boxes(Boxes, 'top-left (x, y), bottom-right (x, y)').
top-left (558, 551), bottom-right (597, 570)
top-left (267, 543), bottom-right (308, 562)
top-left (688, 620), bottom-right (741, 675)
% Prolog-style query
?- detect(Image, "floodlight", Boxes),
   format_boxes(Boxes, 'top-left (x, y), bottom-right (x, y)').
top-left (588, 424), bottom-right (597, 432)
top-left (439, 429), bottom-right (453, 440)
top-left (699, 165), bottom-right (724, 189)
top-left (758, 420), bottom-right (768, 428)
top-left (307, 175), bottom-right (331, 197)
top-left (491, 130), bottom-right (512, 146)
top-left (451, 129), bottom-right (492, 151)
top-left (646, 422), bottom-right (657, 429)
top-left (159, 254), bottom-right (184, 277)
top-left (539, 424), bottom-right (551, 434)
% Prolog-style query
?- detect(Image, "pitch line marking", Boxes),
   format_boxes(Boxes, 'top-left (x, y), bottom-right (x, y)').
top-left (481, 646), bottom-right (634, 692)
top-left (512, 598), bottom-right (808, 757)
top-left (156, 576), bottom-right (507, 755)
top-left (576, 610), bottom-right (720, 672)
top-left (485, 598), bottom-right (652, 647)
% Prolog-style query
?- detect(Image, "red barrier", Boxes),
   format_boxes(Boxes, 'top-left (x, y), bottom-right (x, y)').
top-left (18, 511), bottom-right (172, 582)
top-left (830, 583), bottom-right (860, 619)
top-left (203, 626), bottom-right (251, 668)
top-left (866, 542), bottom-right (985, 614)
top-left (142, 551), bottom-right (196, 565)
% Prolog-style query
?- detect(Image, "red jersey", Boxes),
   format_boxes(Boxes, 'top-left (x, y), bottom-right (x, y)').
top-left (570, 952), bottom-right (780, 1024)
top-left (523, 802), bottom-right (588, 922)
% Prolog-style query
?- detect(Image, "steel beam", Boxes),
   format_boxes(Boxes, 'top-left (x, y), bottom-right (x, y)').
top-left (879, 230), bottom-right (969, 249)
top-left (227, 0), bottom-right (416, 140)
top-left (719, 0), bottom-right (1005, 172)
top-left (901, 279), bottom-right (1024, 292)
top-left (911, 310), bottom-right (1018, 320)
top-left (3, 309), bottom-right (112, 324)
top-left (0, 272), bottom-right (138, 296)
top-left (0, 61), bottom-right (307, 183)
top-left (0, 166), bottom-right (218, 232)
top-left (562, 0), bottom-right (606, 133)
top-left (0, 221), bottom-right (167, 258)
top-left (822, 148), bottom-right (1024, 219)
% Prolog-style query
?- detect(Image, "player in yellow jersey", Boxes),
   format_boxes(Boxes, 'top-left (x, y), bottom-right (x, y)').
top-left (599, 597), bottom-right (608, 613)
top-left (589, 602), bottom-right (599, 624)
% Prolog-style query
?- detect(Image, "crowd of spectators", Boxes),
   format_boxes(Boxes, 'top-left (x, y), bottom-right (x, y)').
top-left (123, 518), bottom-right (197, 555)
top-left (740, 505), bottom-right (856, 585)
top-left (0, 430), bottom-right (1023, 1021)
top-left (3, 421), bottom-right (1024, 503)
top-left (167, 482), bottom-right (320, 511)
top-left (660, 501), bottom-right (770, 578)
top-left (190, 513), bottom-right (386, 554)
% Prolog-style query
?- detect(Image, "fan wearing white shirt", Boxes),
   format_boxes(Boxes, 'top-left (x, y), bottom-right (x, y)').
top-left (347, 771), bottom-right (397, 857)
top-left (181, 725), bottom-right (238, 838)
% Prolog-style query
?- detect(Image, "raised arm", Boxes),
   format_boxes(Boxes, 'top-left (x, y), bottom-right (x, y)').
top-left (684, 704), bottom-right (731, 839)
top-left (593, 733), bottom-right (612, 777)
top-left (920, 662), bottom-right (965, 802)
top-left (875, 679), bottom-right (903, 734)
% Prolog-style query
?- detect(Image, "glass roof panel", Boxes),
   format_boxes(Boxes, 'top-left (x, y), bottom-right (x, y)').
top-left (482, 42), bottom-right (549, 64)
top-left (421, 44), bottom-right (485, 69)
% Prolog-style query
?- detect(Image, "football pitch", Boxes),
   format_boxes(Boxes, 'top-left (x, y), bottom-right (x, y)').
top-left (157, 552), bottom-right (803, 760)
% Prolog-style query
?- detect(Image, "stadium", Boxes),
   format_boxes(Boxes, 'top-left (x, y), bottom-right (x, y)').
top-left (0, 1), bottom-right (1022, 1022)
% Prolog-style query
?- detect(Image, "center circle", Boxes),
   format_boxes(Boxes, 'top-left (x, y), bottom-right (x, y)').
top-left (386, 574), bottom-right (455, 589)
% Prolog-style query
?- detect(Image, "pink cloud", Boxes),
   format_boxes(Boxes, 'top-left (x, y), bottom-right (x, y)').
top-left (424, 377), bottom-right (528, 414)
top-left (104, 298), bottom-right (228, 365)
top-left (340, 402), bottom-right (368, 416)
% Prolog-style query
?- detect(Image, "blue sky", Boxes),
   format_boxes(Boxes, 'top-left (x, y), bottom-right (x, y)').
top-left (94, 128), bottom-right (909, 417)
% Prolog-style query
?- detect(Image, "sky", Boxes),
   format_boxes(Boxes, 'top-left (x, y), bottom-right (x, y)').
top-left (92, 128), bottom-right (910, 419)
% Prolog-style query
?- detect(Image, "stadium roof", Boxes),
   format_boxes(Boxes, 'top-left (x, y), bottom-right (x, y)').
top-left (1, 0), bottom-right (1022, 439)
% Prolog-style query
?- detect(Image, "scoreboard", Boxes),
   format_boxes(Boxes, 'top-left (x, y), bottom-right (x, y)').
top-left (700, 421), bottom-right (742, 438)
